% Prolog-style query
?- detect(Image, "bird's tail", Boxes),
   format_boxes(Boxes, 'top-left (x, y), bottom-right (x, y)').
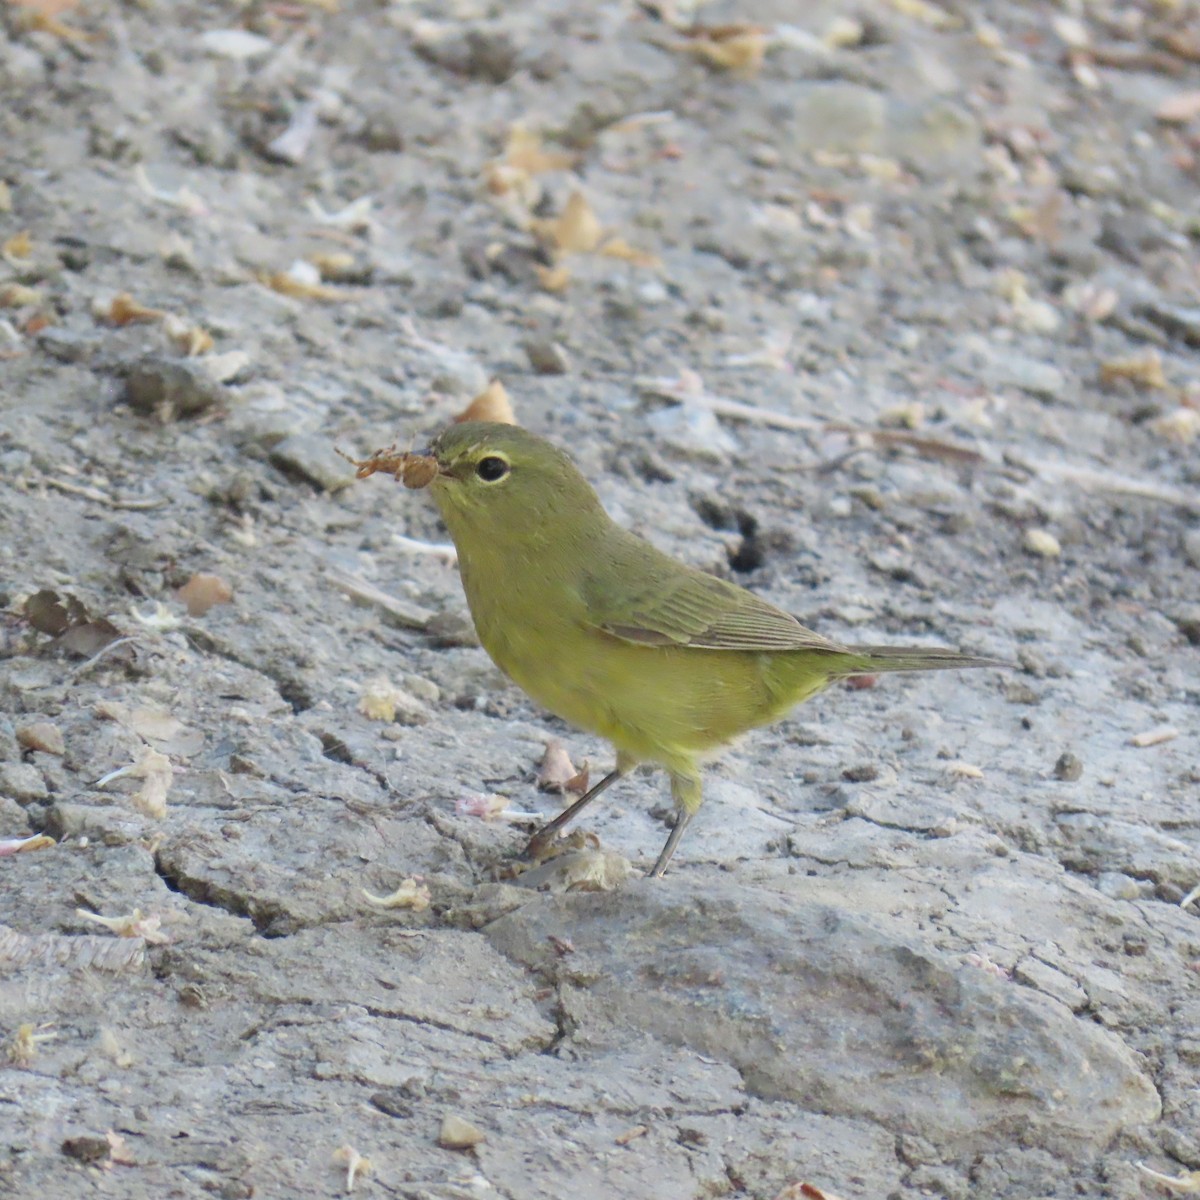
top-left (831, 645), bottom-right (1008, 677)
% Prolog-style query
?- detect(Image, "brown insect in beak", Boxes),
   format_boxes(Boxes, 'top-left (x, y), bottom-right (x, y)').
top-left (336, 444), bottom-right (440, 489)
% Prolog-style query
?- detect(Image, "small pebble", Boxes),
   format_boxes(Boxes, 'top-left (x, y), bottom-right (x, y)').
top-left (523, 338), bottom-right (571, 375)
top-left (124, 357), bottom-right (228, 420)
top-left (842, 763), bottom-right (879, 783)
top-left (1022, 528), bottom-right (1061, 558)
top-left (1053, 752), bottom-right (1083, 781)
top-left (268, 435), bottom-right (354, 493)
top-left (438, 1114), bottom-right (486, 1149)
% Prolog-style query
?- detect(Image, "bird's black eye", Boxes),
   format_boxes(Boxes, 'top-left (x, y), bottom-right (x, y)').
top-left (475, 455), bottom-right (510, 483)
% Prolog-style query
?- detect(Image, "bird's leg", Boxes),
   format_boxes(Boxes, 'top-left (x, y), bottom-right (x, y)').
top-left (522, 767), bottom-right (625, 860)
top-left (649, 772), bottom-right (702, 878)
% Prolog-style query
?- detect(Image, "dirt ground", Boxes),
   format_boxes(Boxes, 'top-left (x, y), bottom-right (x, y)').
top-left (2, 1), bottom-right (1199, 1197)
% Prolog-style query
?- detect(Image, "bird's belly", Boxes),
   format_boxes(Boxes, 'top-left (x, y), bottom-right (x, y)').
top-left (483, 619), bottom-right (806, 767)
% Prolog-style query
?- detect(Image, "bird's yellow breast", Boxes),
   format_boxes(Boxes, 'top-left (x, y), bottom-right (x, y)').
top-left (462, 565), bottom-right (828, 772)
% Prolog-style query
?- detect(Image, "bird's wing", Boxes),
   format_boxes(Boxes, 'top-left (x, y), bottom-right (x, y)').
top-left (581, 537), bottom-right (848, 653)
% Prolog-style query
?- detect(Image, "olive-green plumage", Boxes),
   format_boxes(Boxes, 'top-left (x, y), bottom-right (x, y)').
top-left (416, 421), bottom-right (999, 875)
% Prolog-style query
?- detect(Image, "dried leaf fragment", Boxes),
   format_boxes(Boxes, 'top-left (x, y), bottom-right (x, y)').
top-left (454, 792), bottom-right (517, 820)
top-left (75, 908), bottom-right (169, 944)
top-left (599, 236), bottom-right (662, 269)
top-left (614, 1124), bottom-right (649, 1145)
top-left (944, 760), bottom-right (984, 779)
top-left (2, 230), bottom-right (32, 260)
top-left (333, 1144), bottom-right (373, 1193)
top-left (1134, 1162), bottom-right (1200, 1194)
top-left (176, 572), bottom-right (233, 617)
top-left (7, 1022), bottom-right (56, 1065)
top-left (1099, 351), bottom-right (1168, 390)
top-left (96, 745), bottom-right (174, 818)
top-left (538, 739), bottom-right (580, 794)
top-left (502, 125), bottom-right (575, 175)
top-left (535, 263), bottom-right (572, 293)
top-left (97, 293), bottom-right (165, 326)
top-left (674, 24), bottom-right (768, 74)
top-left (455, 379), bottom-right (516, 425)
top-left (0, 283), bottom-right (43, 308)
top-left (16, 721), bottom-right (65, 755)
top-left (258, 260), bottom-right (346, 301)
top-left (162, 314), bottom-right (215, 357)
top-left (357, 677), bottom-right (429, 725)
top-left (534, 190), bottom-right (603, 255)
top-left (362, 878), bottom-right (431, 911)
top-left (0, 834), bottom-right (56, 857)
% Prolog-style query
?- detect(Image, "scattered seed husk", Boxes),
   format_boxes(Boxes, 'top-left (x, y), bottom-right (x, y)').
top-left (1130, 726), bottom-right (1179, 748)
top-left (1023, 528), bottom-right (1062, 558)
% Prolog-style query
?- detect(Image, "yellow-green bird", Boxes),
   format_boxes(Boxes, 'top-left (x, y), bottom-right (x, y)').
top-left (388, 420), bottom-right (1000, 876)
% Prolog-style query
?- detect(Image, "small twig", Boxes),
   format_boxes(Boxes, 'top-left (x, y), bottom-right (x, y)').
top-left (43, 477), bottom-right (168, 510)
top-left (326, 570), bottom-right (436, 630)
top-left (391, 533), bottom-right (457, 562)
top-left (1017, 457), bottom-right (1200, 510)
top-left (67, 636), bottom-right (136, 681)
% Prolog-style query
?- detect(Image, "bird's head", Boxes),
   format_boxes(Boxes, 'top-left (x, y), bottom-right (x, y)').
top-left (407, 421), bottom-right (604, 548)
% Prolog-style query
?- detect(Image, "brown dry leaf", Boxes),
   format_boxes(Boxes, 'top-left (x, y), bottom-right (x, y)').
top-left (24, 589), bottom-right (77, 635)
top-left (599, 236), bottom-right (662, 269)
top-left (535, 190), bottom-right (603, 255)
top-left (176, 572), bottom-right (233, 617)
top-left (99, 293), bottom-right (165, 326)
top-left (2, 230), bottom-right (32, 259)
top-left (675, 25), bottom-right (768, 74)
top-left (24, 589), bottom-right (124, 656)
top-left (1099, 351), bottom-right (1168, 390)
top-left (16, 722), bottom-right (65, 755)
top-left (563, 764), bottom-right (590, 796)
top-left (535, 263), bottom-right (572, 293)
top-left (456, 379), bottom-right (516, 425)
top-left (58, 618), bottom-right (123, 658)
top-left (1156, 90), bottom-right (1200, 124)
top-left (0, 283), bottom-right (43, 308)
top-left (538, 739), bottom-right (579, 793)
